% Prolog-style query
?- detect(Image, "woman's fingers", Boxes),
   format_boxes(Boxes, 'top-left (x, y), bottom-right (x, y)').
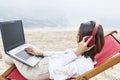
top-left (82, 36), bottom-right (93, 44)
top-left (82, 36), bottom-right (89, 42)
top-left (81, 36), bottom-right (94, 51)
top-left (24, 47), bottom-right (34, 53)
top-left (87, 45), bottom-right (95, 51)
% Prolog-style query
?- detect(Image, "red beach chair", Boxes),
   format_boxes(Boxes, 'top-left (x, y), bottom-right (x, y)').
top-left (0, 31), bottom-right (120, 80)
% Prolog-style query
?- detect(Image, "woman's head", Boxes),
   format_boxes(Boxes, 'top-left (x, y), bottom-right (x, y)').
top-left (77, 21), bottom-right (105, 61)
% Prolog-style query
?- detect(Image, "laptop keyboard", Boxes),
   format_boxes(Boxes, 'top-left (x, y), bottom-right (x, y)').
top-left (15, 50), bottom-right (33, 60)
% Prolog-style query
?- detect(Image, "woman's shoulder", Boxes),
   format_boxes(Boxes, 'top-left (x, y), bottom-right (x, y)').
top-left (77, 55), bottom-right (95, 65)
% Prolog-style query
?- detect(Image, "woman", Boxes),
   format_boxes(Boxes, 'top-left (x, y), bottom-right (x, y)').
top-left (2, 21), bottom-right (104, 80)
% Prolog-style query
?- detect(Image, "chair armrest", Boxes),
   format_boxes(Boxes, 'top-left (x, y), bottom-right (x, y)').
top-left (0, 75), bottom-right (6, 80)
top-left (1, 64), bottom-right (16, 78)
top-left (76, 53), bottom-right (120, 80)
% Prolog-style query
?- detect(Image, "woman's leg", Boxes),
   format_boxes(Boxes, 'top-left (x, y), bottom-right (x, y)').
top-left (2, 51), bottom-right (50, 80)
top-left (13, 57), bottom-right (50, 80)
top-left (1, 51), bottom-right (14, 65)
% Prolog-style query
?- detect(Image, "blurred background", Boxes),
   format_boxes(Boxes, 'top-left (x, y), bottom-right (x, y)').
top-left (0, 0), bottom-right (120, 31)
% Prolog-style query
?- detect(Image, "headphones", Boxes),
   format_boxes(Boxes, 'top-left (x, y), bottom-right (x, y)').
top-left (86, 24), bottom-right (99, 47)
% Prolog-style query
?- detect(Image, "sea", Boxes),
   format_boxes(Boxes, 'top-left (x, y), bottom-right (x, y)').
top-left (0, 19), bottom-right (119, 32)
top-left (24, 25), bottom-right (120, 32)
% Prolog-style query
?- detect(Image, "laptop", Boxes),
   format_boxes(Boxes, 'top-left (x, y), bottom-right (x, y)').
top-left (0, 20), bottom-right (43, 67)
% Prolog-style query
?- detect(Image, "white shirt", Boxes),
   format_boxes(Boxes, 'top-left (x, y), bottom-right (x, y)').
top-left (43, 49), bottom-right (95, 80)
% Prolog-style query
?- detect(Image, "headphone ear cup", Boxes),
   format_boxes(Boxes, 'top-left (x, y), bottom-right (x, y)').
top-left (88, 37), bottom-right (95, 47)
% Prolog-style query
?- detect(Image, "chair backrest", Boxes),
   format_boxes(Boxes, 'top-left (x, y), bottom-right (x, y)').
top-left (95, 35), bottom-right (120, 67)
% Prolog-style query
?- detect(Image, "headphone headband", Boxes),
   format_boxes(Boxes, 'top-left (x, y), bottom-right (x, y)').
top-left (87, 23), bottom-right (99, 47)
top-left (92, 24), bottom-right (99, 36)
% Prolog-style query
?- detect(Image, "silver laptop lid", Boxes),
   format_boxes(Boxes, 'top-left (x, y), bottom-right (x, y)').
top-left (0, 20), bottom-right (25, 52)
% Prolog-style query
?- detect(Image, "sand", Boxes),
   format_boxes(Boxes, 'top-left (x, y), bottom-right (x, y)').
top-left (0, 30), bottom-right (120, 80)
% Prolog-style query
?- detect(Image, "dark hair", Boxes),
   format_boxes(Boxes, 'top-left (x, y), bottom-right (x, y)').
top-left (78, 21), bottom-right (105, 61)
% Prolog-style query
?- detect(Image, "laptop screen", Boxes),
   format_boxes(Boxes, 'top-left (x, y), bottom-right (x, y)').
top-left (0, 20), bottom-right (25, 51)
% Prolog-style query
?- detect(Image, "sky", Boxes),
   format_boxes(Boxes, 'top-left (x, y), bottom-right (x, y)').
top-left (0, 0), bottom-right (120, 31)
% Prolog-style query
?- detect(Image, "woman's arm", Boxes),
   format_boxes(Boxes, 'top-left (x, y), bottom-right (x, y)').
top-left (25, 48), bottom-right (64, 57)
top-left (49, 36), bottom-right (94, 79)
top-left (25, 36), bottom-right (93, 57)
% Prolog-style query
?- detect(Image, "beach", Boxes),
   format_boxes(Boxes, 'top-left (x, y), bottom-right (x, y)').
top-left (0, 30), bottom-right (120, 80)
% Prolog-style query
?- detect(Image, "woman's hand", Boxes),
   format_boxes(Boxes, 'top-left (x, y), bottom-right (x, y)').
top-left (74, 36), bottom-right (94, 56)
top-left (25, 47), bottom-right (43, 56)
